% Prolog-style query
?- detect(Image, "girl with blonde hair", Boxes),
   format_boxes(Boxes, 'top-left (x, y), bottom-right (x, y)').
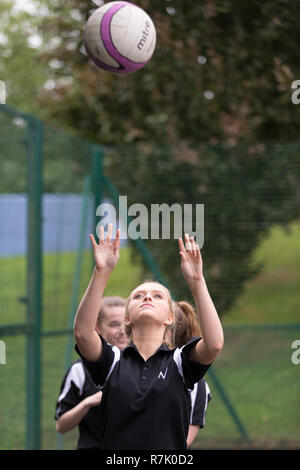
top-left (74, 224), bottom-right (223, 450)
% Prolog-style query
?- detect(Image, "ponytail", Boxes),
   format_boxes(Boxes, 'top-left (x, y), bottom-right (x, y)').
top-left (173, 301), bottom-right (202, 348)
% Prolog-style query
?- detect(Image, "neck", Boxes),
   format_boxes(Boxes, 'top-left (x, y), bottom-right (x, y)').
top-left (132, 325), bottom-right (165, 361)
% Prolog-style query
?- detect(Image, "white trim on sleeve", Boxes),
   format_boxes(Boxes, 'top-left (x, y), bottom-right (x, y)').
top-left (58, 361), bottom-right (85, 403)
top-left (172, 347), bottom-right (193, 392)
top-left (202, 381), bottom-right (211, 426)
top-left (189, 381), bottom-right (199, 423)
top-left (104, 345), bottom-right (121, 384)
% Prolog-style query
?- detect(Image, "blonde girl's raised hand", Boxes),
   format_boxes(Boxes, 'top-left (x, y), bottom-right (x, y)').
top-left (178, 234), bottom-right (203, 285)
top-left (90, 223), bottom-right (121, 273)
top-left (179, 233), bottom-right (224, 364)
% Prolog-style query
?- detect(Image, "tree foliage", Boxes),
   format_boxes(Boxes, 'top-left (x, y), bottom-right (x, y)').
top-left (4, 0), bottom-right (300, 313)
top-left (0, 0), bottom-right (49, 116)
top-left (106, 142), bottom-right (300, 312)
top-left (38, 0), bottom-right (300, 143)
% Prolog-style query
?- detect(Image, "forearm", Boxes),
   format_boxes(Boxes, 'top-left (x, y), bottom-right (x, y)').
top-left (187, 424), bottom-right (200, 448)
top-left (56, 399), bottom-right (92, 434)
top-left (74, 267), bottom-right (110, 335)
top-left (73, 267), bottom-right (110, 360)
top-left (190, 276), bottom-right (224, 361)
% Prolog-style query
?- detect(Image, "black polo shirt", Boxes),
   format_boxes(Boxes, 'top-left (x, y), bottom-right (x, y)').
top-left (76, 336), bottom-right (210, 450)
top-left (55, 359), bottom-right (102, 449)
top-left (190, 378), bottom-right (212, 428)
top-left (75, 335), bottom-right (212, 450)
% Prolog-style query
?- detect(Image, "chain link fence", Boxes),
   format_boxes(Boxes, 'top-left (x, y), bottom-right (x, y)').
top-left (0, 104), bottom-right (299, 449)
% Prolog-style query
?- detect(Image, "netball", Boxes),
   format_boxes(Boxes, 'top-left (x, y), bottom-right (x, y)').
top-left (84, 1), bottom-right (156, 73)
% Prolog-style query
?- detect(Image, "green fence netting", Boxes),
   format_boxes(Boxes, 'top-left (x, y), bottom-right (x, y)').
top-left (0, 104), bottom-right (299, 450)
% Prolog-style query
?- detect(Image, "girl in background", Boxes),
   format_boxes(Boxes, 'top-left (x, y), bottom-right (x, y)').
top-left (55, 296), bottom-right (128, 449)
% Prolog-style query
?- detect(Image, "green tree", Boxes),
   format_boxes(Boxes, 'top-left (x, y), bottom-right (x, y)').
top-left (9, 0), bottom-right (300, 313)
top-left (106, 142), bottom-right (300, 312)
top-left (38, 0), bottom-right (300, 143)
top-left (0, 0), bottom-right (49, 117)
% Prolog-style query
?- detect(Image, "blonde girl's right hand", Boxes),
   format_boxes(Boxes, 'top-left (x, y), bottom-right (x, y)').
top-left (90, 223), bottom-right (121, 273)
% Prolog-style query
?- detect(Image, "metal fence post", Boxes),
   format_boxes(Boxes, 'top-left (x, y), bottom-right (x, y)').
top-left (208, 368), bottom-right (252, 444)
top-left (26, 116), bottom-right (43, 450)
top-left (101, 175), bottom-right (171, 291)
top-left (91, 147), bottom-right (104, 270)
top-left (93, 146), bottom-right (104, 233)
top-left (56, 173), bottom-right (92, 450)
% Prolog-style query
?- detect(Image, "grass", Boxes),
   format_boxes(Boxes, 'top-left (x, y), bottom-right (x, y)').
top-left (0, 224), bottom-right (300, 449)
top-left (192, 328), bottom-right (300, 449)
top-left (223, 222), bottom-right (300, 325)
top-left (192, 222), bottom-right (300, 449)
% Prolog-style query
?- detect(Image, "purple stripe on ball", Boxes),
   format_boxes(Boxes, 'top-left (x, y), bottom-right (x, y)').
top-left (100, 1), bottom-right (150, 73)
top-left (83, 15), bottom-right (125, 73)
top-left (84, 43), bottom-right (125, 73)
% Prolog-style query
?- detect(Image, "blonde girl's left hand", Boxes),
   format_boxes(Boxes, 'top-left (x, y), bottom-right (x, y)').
top-left (178, 234), bottom-right (203, 283)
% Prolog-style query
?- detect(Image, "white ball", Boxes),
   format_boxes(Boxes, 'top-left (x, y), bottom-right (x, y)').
top-left (84, 1), bottom-right (156, 73)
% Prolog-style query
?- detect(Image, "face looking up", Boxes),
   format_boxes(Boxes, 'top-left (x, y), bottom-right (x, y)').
top-left (125, 282), bottom-right (174, 331)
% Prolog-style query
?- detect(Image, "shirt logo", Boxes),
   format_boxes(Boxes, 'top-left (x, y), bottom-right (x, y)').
top-left (158, 367), bottom-right (168, 379)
